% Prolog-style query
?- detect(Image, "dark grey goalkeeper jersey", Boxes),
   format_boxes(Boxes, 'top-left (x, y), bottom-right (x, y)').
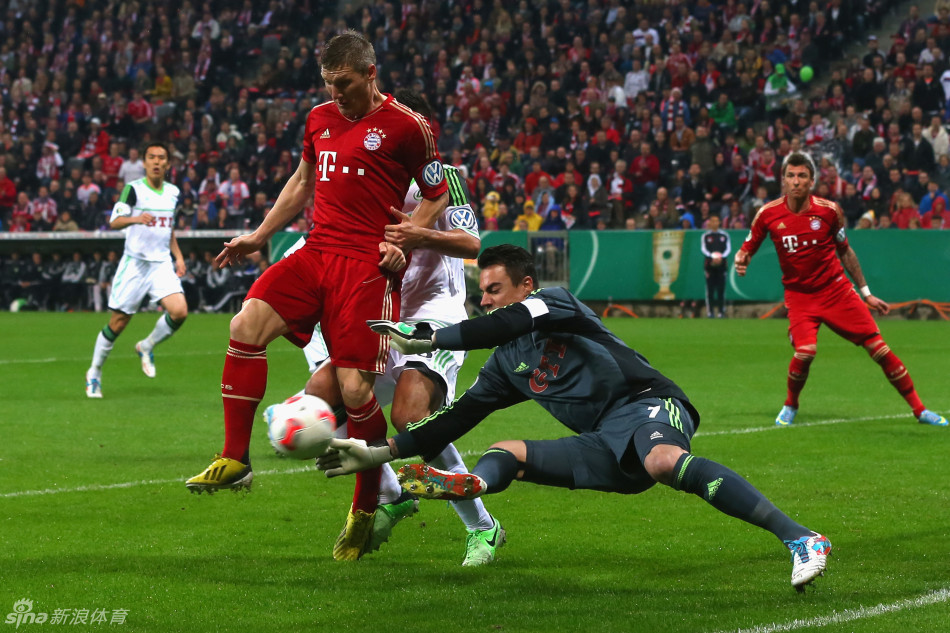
top-left (393, 287), bottom-right (699, 461)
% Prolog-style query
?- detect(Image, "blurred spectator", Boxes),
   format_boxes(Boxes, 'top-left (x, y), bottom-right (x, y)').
top-left (0, 167), bottom-right (16, 219)
top-left (83, 251), bottom-right (104, 312)
top-left (922, 197), bottom-right (950, 228)
top-left (118, 148), bottom-right (146, 185)
top-left (76, 118), bottom-right (110, 163)
top-left (52, 210), bottom-right (79, 232)
top-left (515, 200), bottom-right (543, 231)
top-left (77, 173), bottom-right (102, 205)
top-left (892, 191), bottom-right (922, 228)
top-left (61, 252), bottom-right (87, 311)
top-left (218, 168), bottom-right (251, 229)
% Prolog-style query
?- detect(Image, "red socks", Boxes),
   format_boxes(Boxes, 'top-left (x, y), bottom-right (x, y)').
top-left (221, 339), bottom-right (268, 462)
top-left (866, 336), bottom-right (925, 417)
top-left (784, 352), bottom-right (813, 409)
top-left (346, 396), bottom-right (387, 514)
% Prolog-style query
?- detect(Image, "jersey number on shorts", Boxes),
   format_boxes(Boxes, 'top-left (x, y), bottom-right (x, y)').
top-left (648, 399), bottom-right (685, 433)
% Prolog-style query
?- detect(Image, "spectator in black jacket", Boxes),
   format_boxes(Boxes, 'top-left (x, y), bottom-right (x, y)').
top-left (899, 124), bottom-right (935, 188)
top-left (912, 64), bottom-right (944, 115)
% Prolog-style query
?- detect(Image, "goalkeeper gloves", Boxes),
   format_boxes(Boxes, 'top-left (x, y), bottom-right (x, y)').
top-left (316, 438), bottom-right (394, 477)
top-left (366, 319), bottom-right (435, 354)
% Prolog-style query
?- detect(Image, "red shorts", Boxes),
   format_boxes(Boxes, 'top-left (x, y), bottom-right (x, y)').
top-left (246, 243), bottom-right (399, 373)
top-left (785, 278), bottom-right (879, 349)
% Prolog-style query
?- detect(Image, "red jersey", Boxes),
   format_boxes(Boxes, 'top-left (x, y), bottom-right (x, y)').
top-left (740, 195), bottom-right (850, 293)
top-left (302, 95), bottom-right (446, 262)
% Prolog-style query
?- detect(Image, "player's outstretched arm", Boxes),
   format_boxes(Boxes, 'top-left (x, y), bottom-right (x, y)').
top-left (318, 438), bottom-right (396, 477)
top-left (839, 246), bottom-right (890, 315)
top-left (215, 158), bottom-right (316, 268)
top-left (370, 297), bottom-right (538, 353)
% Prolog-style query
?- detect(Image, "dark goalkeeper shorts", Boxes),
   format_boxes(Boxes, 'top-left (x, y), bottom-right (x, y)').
top-left (522, 397), bottom-right (697, 495)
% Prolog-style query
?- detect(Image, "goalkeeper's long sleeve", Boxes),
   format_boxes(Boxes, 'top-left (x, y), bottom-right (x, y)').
top-left (435, 302), bottom-right (536, 351)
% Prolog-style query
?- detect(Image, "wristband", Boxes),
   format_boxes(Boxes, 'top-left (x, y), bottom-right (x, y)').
top-left (859, 285), bottom-right (871, 298)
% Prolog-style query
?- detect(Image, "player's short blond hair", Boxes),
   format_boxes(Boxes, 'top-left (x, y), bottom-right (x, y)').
top-left (321, 31), bottom-right (375, 75)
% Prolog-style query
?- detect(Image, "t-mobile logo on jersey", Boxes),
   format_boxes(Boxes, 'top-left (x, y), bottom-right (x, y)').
top-left (317, 151), bottom-right (337, 182)
top-left (317, 150), bottom-right (366, 181)
top-left (781, 235), bottom-right (800, 253)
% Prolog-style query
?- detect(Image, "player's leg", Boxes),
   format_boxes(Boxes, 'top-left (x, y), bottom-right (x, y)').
top-left (135, 288), bottom-right (188, 378)
top-left (631, 398), bottom-right (831, 589)
top-left (332, 366), bottom-right (389, 559)
top-left (390, 366), bottom-right (499, 565)
top-left (188, 251), bottom-right (326, 493)
top-left (862, 334), bottom-right (947, 426)
top-left (299, 355), bottom-right (413, 555)
top-left (86, 309), bottom-right (132, 397)
top-left (185, 298), bottom-right (289, 493)
top-left (713, 271), bottom-right (726, 317)
top-left (324, 261), bottom-right (401, 561)
top-left (87, 257), bottom-right (147, 397)
top-left (778, 303), bottom-right (820, 426)
top-left (826, 289), bottom-right (947, 426)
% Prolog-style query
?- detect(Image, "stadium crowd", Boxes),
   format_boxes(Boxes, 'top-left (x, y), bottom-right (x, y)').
top-left (0, 0), bottom-right (947, 311)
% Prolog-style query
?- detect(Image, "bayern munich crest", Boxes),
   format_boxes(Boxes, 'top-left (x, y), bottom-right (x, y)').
top-left (810, 218), bottom-right (821, 230)
top-left (363, 127), bottom-right (385, 150)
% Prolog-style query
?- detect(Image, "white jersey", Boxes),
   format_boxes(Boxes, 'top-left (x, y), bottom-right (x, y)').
top-left (110, 179), bottom-right (181, 262)
top-left (400, 165), bottom-right (478, 325)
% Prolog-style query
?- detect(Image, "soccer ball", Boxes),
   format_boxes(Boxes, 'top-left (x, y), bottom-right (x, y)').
top-left (265, 395), bottom-right (336, 459)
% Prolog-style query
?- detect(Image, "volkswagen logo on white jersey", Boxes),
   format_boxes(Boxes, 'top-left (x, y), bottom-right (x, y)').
top-left (450, 206), bottom-right (477, 231)
top-left (422, 160), bottom-right (444, 187)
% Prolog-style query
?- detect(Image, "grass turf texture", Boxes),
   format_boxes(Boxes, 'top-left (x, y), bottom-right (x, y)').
top-left (2, 313), bottom-right (948, 633)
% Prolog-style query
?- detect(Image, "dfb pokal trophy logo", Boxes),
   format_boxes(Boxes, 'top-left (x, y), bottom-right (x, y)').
top-left (652, 230), bottom-right (684, 300)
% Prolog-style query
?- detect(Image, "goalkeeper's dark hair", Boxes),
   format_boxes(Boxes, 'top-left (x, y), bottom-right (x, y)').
top-left (394, 88), bottom-right (433, 120)
top-left (477, 244), bottom-right (537, 288)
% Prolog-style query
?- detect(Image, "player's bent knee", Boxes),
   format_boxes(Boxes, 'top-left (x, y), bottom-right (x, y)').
top-left (305, 363), bottom-right (342, 408)
top-left (335, 369), bottom-right (375, 408)
top-left (108, 312), bottom-right (131, 334)
top-left (489, 440), bottom-right (527, 462)
top-left (643, 444), bottom-right (688, 486)
top-left (793, 345), bottom-right (816, 362)
top-left (228, 300), bottom-right (284, 345)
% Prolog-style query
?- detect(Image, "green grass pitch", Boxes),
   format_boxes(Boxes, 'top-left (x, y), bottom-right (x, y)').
top-left (1, 313), bottom-right (948, 633)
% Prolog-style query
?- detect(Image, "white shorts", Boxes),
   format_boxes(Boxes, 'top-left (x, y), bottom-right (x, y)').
top-left (108, 254), bottom-right (184, 315)
top-left (303, 323), bottom-right (466, 408)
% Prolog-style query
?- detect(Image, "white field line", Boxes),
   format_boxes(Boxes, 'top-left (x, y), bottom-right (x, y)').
top-left (3, 410), bottom-right (932, 499)
top-left (718, 587), bottom-right (950, 633)
top-left (0, 456), bottom-right (449, 499)
top-left (0, 348), bottom-right (300, 365)
top-left (693, 412), bottom-right (912, 437)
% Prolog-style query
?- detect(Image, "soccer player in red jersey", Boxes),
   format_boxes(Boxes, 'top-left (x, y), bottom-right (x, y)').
top-left (186, 32), bottom-right (450, 561)
top-left (735, 151), bottom-right (947, 428)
